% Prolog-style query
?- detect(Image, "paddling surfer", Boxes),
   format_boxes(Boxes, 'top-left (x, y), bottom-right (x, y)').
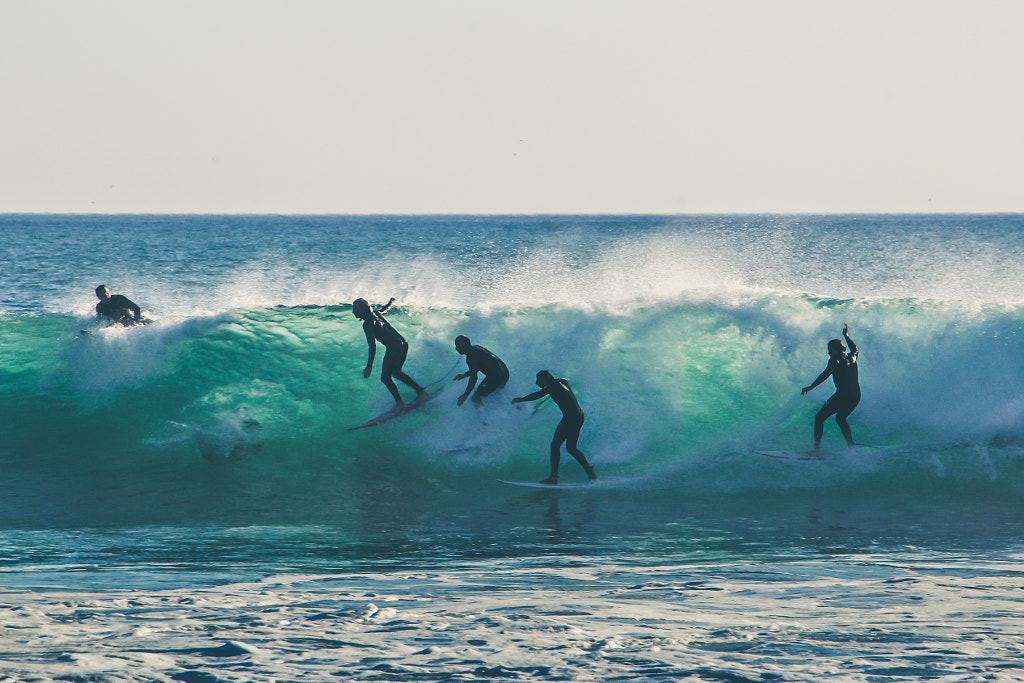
top-left (801, 323), bottom-right (861, 451)
top-left (454, 335), bottom-right (509, 406)
top-left (512, 370), bottom-right (597, 484)
top-left (94, 285), bottom-right (143, 326)
top-left (353, 297), bottom-right (426, 405)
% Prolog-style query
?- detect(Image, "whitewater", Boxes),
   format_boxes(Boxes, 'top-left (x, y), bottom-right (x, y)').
top-left (2, 214), bottom-right (1024, 681)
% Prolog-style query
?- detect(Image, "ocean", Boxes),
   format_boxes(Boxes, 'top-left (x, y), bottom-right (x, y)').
top-left (2, 213), bottom-right (1023, 682)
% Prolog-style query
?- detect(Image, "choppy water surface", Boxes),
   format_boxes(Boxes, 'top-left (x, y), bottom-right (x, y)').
top-left (2, 214), bottom-right (1024, 680)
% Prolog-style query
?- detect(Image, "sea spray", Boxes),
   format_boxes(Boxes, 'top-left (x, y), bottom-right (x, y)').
top-left (3, 290), bottom-right (1024, 528)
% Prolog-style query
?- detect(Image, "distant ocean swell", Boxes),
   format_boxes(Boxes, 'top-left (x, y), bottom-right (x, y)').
top-left (2, 290), bottom-right (1024, 527)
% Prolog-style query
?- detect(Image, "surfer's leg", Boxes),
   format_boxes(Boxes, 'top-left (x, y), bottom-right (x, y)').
top-left (541, 420), bottom-right (570, 484)
top-left (564, 419), bottom-right (596, 481)
top-left (835, 414), bottom-right (854, 446)
top-left (835, 395), bottom-right (860, 447)
top-left (380, 346), bottom-right (406, 403)
top-left (393, 370), bottom-right (425, 395)
top-left (814, 399), bottom-right (839, 450)
top-left (472, 376), bottom-right (504, 404)
top-left (380, 374), bottom-right (403, 403)
top-left (387, 342), bottom-right (425, 395)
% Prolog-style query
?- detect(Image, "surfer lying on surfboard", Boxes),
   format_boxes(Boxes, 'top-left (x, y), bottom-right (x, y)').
top-left (353, 297), bottom-right (426, 405)
top-left (801, 322), bottom-right (861, 452)
top-left (512, 370), bottom-right (597, 485)
top-left (95, 284), bottom-right (147, 326)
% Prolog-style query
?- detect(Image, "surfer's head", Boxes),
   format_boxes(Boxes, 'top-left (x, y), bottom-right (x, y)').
top-left (95, 285), bottom-right (111, 300)
top-left (455, 335), bottom-right (471, 354)
top-left (827, 339), bottom-right (846, 358)
top-left (535, 370), bottom-right (554, 388)
top-left (351, 298), bottom-right (370, 319)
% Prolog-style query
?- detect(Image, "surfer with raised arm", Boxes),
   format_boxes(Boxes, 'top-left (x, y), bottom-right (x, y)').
top-left (801, 322), bottom-right (861, 452)
top-left (512, 370), bottom-right (597, 484)
top-left (94, 285), bottom-right (143, 326)
top-left (353, 297), bottom-right (426, 405)
top-left (454, 335), bottom-right (509, 406)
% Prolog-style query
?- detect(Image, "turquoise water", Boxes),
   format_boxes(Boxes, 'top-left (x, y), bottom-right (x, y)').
top-left (2, 214), bottom-right (1024, 680)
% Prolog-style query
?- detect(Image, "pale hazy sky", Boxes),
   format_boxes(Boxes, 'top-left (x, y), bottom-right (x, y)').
top-left (1, 1), bottom-right (1021, 214)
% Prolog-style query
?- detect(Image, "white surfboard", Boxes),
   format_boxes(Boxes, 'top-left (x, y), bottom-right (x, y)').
top-left (498, 479), bottom-right (594, 490)
top-left (750, 449), bottom-right (823, 461)
top-left (750, 444), bottom-right (880, 461)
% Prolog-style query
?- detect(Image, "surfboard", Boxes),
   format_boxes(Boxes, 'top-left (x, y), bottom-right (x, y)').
top-left (498, 479), bottom-right (594, 489)
top-left (80, 318), bottom-right (152, 336)
top-left (751, 444), bottom-right (881, 461)
top-left (349, 390), bottom-right (443, 431)
top-left (440, 444), bottom-right (483, 455)
top-left (750, 449), bottom-right (823, 461)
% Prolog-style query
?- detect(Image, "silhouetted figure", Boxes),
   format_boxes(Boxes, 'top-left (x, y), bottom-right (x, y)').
top-left (95, 285), bottom-right (142, 326)
top-left (512, 370), bottom-right (596, 484)
top-left (454, 335), bottom-right (509, 406)
top-left (801, 323), bottom-right (861, 451)
top-left (353, 297), bottom-right (425, 405)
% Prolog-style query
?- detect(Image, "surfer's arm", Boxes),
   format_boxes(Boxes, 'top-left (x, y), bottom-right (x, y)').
top-left (378, 297), bottom-right (397, 316)
top-left (126, 299), bottom-right (141, 321)
top-left (843, 323), bottom-right (858, 361)
top-left (512, 387), bottom-right (549, 404)
top-left (801, 366), bottom-right (832, 395)
top-left (454, 355), bottom-right (474, 382)
top-left (457, 371), bottom-right (478, 406)
top-left (362, 326), bottom-right (376, 378)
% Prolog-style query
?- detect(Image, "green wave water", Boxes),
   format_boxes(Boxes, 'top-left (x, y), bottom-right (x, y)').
top-left (3, 292), bottom-right (1023, 531)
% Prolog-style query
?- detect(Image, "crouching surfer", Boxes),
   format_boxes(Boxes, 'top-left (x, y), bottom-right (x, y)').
top-left (512, 370), bottom-right (597, 484)
top-left (352, 297), bottom-right (426, 405)
top-left (454, 335), bottom-right (509, 406)
top-left (801, 323), bottom-right (861, 452)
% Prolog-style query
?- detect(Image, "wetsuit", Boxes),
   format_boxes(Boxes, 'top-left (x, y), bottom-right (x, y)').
top-left (536, 378), bottom-right (595, 482)
top-left (362, 310), bottom-right (424, 402)
top-left (96, 295), bottom-right (141, 326)
top-left (462, 345), bottom-right (509, 402)
top-left (811, 334), bottom-right (860, 447)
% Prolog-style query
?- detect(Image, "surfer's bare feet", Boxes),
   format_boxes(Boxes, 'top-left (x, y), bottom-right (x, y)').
top-left (584, 465), bottom-right (597, 481)
top-left (539, 475), bottom-right (558, 485)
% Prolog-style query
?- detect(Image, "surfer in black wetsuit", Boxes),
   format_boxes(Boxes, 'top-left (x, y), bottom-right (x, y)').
top-left (801, 323), bottom-right (861, 451)
top-left (512, 370), bottom-right (597, 484)
top-left (454, 335), bottom-right (509, 406)
top-left (353, 297), bottom-right (426, 405)
top-left (94, 285), bottom-right (143, 326)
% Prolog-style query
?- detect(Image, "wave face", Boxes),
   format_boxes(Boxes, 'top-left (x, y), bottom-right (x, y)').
top-left (2, 214), bottom-right (1024, 529)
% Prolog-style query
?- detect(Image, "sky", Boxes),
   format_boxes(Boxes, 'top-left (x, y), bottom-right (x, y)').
top-left (1, 0), bottom-right (1022, 214)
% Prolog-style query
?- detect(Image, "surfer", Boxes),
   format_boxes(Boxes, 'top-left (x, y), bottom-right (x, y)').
top-left (353, 297), bottom-right (426, 405)
top-left (801, 323), bottom-right (860, 451)
top-left (512, 370), bottom-right (597, 484)
top-left (454, 335), bottom-right (509, 406)
top-left (94, 285), bottom-right (143, 326)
